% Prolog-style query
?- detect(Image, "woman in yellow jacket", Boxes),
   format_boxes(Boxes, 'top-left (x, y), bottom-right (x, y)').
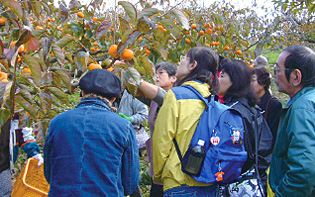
top-left (153, 47), bottom-right (220, 196)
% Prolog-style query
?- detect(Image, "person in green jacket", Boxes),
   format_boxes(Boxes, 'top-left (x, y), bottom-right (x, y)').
top-left (270, 45), bottom-right (315, 196)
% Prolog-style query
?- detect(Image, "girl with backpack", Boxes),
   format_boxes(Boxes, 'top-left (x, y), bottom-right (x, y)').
top-left (152, 47), bottom-right (220, 196)
top-left (218, 59), bottom-right (274, 197)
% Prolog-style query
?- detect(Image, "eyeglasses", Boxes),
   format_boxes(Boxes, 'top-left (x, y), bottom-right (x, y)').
top-left (273, 65), bottom-right (292, 75)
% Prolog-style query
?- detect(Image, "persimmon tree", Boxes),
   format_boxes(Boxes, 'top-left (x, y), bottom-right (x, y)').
top-left (0, 0), bottom-right (313, 139)
top-left (272, 0), bottom-right (315, 46)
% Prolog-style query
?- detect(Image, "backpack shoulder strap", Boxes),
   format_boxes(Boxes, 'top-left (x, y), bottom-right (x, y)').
top-left (182, 85), bottom-right (209, 104)
top-left (264, 97), bottom-right (272, 120)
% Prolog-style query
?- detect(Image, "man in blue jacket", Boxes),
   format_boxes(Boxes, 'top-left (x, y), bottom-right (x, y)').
top-left (44, 69), bottom-right (140, 196)
top-left (270, 45), bottom-right (315, 196)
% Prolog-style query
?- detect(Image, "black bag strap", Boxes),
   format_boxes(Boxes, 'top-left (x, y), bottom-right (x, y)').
top-left (234, 101), bottom-right (265, 196)
top-left (173, 138), bottom-right (184, 166)
top-left (264, 97), bottom-right (272, 120)
top-left (253, 110), bottom-right (266, 197)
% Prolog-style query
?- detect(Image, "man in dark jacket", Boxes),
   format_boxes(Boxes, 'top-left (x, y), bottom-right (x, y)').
top-left (270, 45), bottom-right (315, 196)
top-left (44, 69), bottom-right (140, 196)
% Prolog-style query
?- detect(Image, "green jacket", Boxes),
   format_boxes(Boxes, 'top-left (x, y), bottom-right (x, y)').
top-left (269, 86), bottom-right (315, 196)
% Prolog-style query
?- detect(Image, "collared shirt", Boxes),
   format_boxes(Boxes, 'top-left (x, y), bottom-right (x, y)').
top-left (270, 86), bottom-right (315, 196)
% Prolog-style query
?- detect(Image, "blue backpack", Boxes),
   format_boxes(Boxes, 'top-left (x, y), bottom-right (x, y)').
top-left (173, 85), bottom-right (248, 184)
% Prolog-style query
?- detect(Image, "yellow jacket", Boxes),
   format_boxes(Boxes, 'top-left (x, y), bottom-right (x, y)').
top-left (153, 81), bottom-right (212, 191)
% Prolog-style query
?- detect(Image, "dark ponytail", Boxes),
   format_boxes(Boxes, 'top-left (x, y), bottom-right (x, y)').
top-left (176, 47), bottom-right (219, 92)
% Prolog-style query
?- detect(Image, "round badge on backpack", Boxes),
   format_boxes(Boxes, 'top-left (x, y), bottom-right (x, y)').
top-left (210, 136), bottom-right (220, 146)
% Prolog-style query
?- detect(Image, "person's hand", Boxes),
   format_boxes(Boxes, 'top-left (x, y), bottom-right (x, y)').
top-left (119, 113), bottom-right (132, 122)
top-left (32, 154), bottom-right (44, 166)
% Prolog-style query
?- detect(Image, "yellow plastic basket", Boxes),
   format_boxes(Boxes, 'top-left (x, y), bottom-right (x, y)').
top-left (12, 158), bottom-right (50, 197)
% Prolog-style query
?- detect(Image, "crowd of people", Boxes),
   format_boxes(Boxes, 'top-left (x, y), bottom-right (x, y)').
top-left (1, 45), bottom-right (315, 197)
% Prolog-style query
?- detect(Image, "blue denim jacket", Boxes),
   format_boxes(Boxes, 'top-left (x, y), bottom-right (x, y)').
top-left (44, 97), bottom-right (140, 196)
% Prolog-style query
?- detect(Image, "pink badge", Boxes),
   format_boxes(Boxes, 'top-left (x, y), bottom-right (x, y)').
top-left (210, 136), bottom-right (220, 146)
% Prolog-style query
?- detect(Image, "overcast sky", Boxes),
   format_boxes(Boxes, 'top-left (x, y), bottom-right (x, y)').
top-left (57, 0), bottom-right (275, 17)
top-left (62, 0), bottom-right (275, 10)
top-left (102, 0), bottom-right (275, 10)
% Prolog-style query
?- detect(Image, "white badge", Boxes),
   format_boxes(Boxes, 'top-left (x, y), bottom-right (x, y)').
top-left (210, 136), bottom-right (220, 146)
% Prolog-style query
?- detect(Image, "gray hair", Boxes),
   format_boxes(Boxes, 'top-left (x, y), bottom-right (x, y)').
top-left (253, 55), bottom-right (268, 67)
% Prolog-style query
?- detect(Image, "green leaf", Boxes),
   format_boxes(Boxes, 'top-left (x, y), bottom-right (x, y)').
top-left (137, 16), bottom-right (153, 33)
top-left (41, 71), bottom-right (53, 85)
top-left (121, 67), bottom-right (141, 97)
top-left (138, 56), bottom-right (155, 80)
top-left (45, 86), bottom-right (70, 105)
top-left (17, 29), bottom-right (31, 46)
top-left (160, 19), bottom-right (174, 29)
top-left (153, 28), bottom-right (166, 44)
top-left (47, 108), bottom-right (58, 119)
top-left (59, 4), bottom-right (69, 23)
top-left (282, 3), bottom-right (288, 11)
top-left (11, 28), bottom-right (21, 41)
top-left (170, 9), bottom-right (189, 30)
top-left (119, 17), bottom-right (131, 33)
top-left (0, 82), bottom-right (12, 108)
top-left (39, 91), bottom-right (52, 111)
top-left (16, 76), bottom-right (33, 87)
top-left (56, 35), bottom-right (74, 48)
top-left (0, 0), bottom-right (24, 21)
top-left (33, 29), bottom-right (47, 38)
top-left (138, 8), bottom-right (160, 19)
top-left (40, 1), bottom-right (52, 16)
top-left (10, 46), bottom-right (19, 67)
top-left (152, 42), bottom-right (168, 60)
top-left (54, 70), bottom-right (72, 93)
top-left (65, 52), bottom-right (73, 64)
top-left (15, 95), bottom-right (37, 118)
top-left (74, 51), bottom-right (89, 72)
top-left (125, 31), bottom-right (141, 47)
top-left (17, 89), bottom-right (33, 104)
top-left (121, 29), bottom-right (135, 44)
top-left (52, 72), bottom-right (62, 88)
top-left (52, 44), bottom-right (65, 65)
top-left (0, 108), bottom-right (10, 132)
top-left (96, 20), bottom-right (112, 40)
top-left (22, 55), bottom-right (42, 86)
top-left (292, 9), bottom-right (300, 15)
top-left (118, 1), bottom-right (137, 23)
top-left (31, 1), bottom-right (41, 19)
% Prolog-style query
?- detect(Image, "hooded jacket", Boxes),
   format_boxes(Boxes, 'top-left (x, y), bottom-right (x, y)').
top-left (153, 80), bottom-right (213, 191)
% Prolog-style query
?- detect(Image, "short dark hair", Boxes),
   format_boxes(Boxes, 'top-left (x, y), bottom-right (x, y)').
top-left (176, 47), bottom-right (219, 92)
top-left (252, 67), bottom-right (271, 91)
top-left (283, 45), bottom-right (315, 87)
top-left (221, 59), bottom-right (257, 106)
top-left (155, 62), bottom-right (177, 77)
